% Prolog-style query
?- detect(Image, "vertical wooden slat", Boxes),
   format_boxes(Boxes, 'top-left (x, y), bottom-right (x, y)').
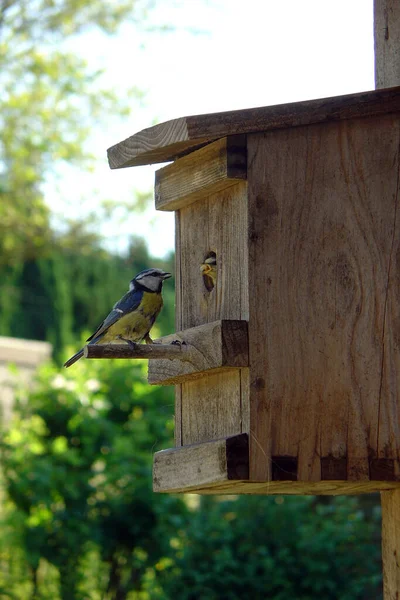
top-left (178, 182), bottom-right (248, 329)
top-left (174, 384), bottom-right (182, 447)
top-left (174, 211), bottom-right (183, 446)
top-left (376, 1), bottom-right (400, 588)
top-left (177, 181), bottom-right (249, 446)
top-left (375, 0), bottom-right (400, 88)
top-left (382, 490), bottom-right (400, 599)
top-left (181, 371), bottom-right (243, 445)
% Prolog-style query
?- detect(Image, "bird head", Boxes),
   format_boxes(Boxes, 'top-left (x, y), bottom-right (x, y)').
top-left (130, 268), bottom-right (171, 293)
top-left (200, 254), bottom-right (217, 291)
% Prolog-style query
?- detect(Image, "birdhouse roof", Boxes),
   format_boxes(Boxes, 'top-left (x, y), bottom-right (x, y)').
top-left (107, 86), bottom-right (400, 169)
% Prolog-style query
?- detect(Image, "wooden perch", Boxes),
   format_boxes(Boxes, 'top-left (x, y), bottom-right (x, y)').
top-left (148, 319), bottom-right (249, 385)
top-left (82, 320), bottom-right (248, 386)
top-left (83, 342), bottom-right (192, 361)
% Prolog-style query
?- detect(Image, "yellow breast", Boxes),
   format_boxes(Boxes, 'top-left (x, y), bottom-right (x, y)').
top-left (100, 292), bottom-right (163, 343)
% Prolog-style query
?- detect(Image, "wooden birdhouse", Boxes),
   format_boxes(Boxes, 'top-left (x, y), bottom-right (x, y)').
top-left (107, 84), bottom-right (400, 499)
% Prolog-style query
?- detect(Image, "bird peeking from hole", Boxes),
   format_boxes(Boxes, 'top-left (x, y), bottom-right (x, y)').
top-left (200, 254), bottom-right (217, 292)
top-left (64, 268), bottom-right (171, 368)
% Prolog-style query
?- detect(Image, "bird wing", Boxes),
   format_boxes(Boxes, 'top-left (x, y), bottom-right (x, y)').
top-left (86, 288), bottom-right (143, 342)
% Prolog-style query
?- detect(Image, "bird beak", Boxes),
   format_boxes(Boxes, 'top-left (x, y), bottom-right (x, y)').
top-left (200, 263), bottom-right (211, 275)
top-left (162, 272), bottom-right (172, 280)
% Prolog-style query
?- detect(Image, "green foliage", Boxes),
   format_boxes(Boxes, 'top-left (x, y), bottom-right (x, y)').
top-left (1, 355), bottom-right (184, 599)
top-left (0, 0), bottom-right (148, 265)
top-left (155, 495), bottom-right (382, 600)
top-left (0, 237), bottom-right (175, 360)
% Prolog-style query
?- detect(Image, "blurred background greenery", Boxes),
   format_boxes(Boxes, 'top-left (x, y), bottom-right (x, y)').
top-left (0, 1), bottom-right (383, 598)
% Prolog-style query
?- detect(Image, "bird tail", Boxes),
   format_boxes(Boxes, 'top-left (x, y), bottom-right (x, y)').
top-left (64, 348), bottom-right (84, 368)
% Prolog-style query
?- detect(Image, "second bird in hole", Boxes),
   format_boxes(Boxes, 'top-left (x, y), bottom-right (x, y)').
top-left (200, 252), bottom-right (217, 292)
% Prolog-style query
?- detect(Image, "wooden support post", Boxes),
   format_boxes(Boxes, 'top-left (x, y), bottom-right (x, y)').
top-left (375, 2), bottom-right (400, 598)
top-left (375, 0), bottom-right (400, 88)
top-left (381, 490), bottom-right (400, 599)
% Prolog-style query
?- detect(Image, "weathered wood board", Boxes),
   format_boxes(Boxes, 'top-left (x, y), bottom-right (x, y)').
top-left (108, 87), bottom-right (400, 168)
top-left (155, 136), bottom-right (246, 211)
top-left (173, 180), bottom-right (249, 446)
top-left (247, 113), bottom-right (400, 482)
top-left (153, 434), bottom-right (249, 492)
top-left (153, 434), bottom-right (400, 495)
top-left (176, 181), bottom-right (249, 329)
top-left (382, 489), bottom-right (400, 599)
top-left (375, 0), bottom-right (400, 88)
top-left (148, 320), bottom-right (248, 385)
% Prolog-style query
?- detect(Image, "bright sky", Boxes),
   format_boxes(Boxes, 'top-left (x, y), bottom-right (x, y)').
top-left (47, 0), bottom-right (374, 258)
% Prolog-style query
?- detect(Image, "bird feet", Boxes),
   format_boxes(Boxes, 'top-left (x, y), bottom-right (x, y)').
top-left (171, 339), bottom-right (187, 347)
top-left (118, 336), bottom-right (138, 350)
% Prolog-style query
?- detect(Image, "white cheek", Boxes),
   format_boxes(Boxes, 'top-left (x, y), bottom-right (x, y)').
top-left (140, 277), bottom-right (157, 291)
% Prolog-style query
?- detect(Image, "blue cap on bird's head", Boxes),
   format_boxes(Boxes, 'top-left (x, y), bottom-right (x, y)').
top-left (130, 268), bottom-right (172, 292)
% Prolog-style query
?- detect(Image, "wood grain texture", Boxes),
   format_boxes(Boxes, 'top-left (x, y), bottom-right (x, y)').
top-left (147, 320), bottom-right (249, 385)
top-left (174, 211), bottom-right (183, 446)
top-left (174, 384), bottom-right (182, 447)
top-left (155, 136), bottom-right (246, 211)
top-left (153, 433), bottom-right (249, 492)
top-left (155, 479), bottom-right (400, 495)
top-left (375, 0), bottom-right (400, 88)
top-left (84, 342), bottom-right (188, 360)
top-left (175, 182), bottom-right (249, 446)
top-left (181, 370), bottom-right (244, 445)
top-left (153, 437), bottom-right (400, 494)
top-left (107, 87), bottom-right (400, 168)
top-left (178, 182), bottom-right (249, 329)
top-left (381, 490), bottom-right (400, 599)
top-left (247, 113), bottom-right (400, 483)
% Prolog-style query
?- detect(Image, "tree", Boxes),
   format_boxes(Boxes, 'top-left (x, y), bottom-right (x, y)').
top-left (0, 0), bottom-right (149, 266)
top-left (1, 356), bottom-right (184, 599)
top-left (155, 495), bottom-right (382, 600)
top-left (0, 1), bottom-right (177, 351)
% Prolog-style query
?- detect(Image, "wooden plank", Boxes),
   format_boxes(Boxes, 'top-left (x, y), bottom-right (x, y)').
top-left (247, 113), bottom-right (400, 483)
top-left (155, 136), bottom-right (246, 211)
top-left (381, 490), bottom-right (400, 599)
top-left (240, 367), bottom-right (250, 434)
top-left (107, 87), bottom-right (400, 168)
top-left (174, 210), bottom-right (183, 447)
top-left (375, 0), bottom-right (400, 88)
top-left (147, 320), bottom-right (249, 385)
top-left (179, 182), bottom-right (248, 330)
top-left (176, 182), bottom-right (249, 446)
top-left (174, 384), bottom-right (182, 447)
top-left (153, 433), bottom-right (249, 492)
top-left (181, 370), bottom-right (243, 445)
top-left (153, 439), bottom-right (400, 494)
top-left (156, 479), bottom-right (400, 495)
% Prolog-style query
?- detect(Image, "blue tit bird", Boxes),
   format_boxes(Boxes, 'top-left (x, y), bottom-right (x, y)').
top-left (64, 268), bottom-right (171, 368)
top-left (200, 253), bottom-right (217, 292)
